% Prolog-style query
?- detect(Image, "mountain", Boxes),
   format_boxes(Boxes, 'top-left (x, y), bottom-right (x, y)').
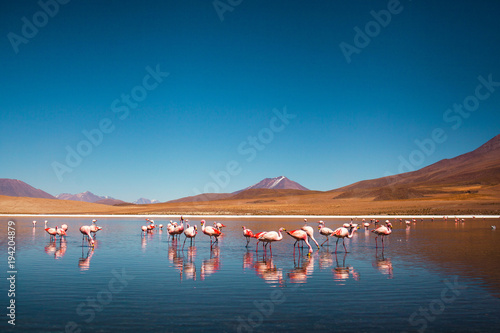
top-left (239, 176), bottom-right (310, 192)
top-left (0, 179), bottom-right (56, 199)
top-left (168, 176), bottom-right (310, 203)
top-left (56, 191), bottom-right (115, 203)
top-left (134, 198), bottom-right (160, 205)
top-left (333, 134), bottom-right (500, 200)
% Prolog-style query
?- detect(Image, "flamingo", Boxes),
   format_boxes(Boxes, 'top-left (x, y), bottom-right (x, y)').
top-left (257, 227), bottom-right (285, 255)
top-left (302, 219), bottom-right (320, 249)
top-left (317, 221), bottom-right (335, 247)
top-left (332, 225), bottom-right (358, 253)
top-left (141, 225), bottom-right (148, 236)
top-left (200, 220), bottom-right (221, 246)
top-left (253, 231), bottom-right (267, 252)
top-left (79, 226), bottom-right (95, 247)
top-left (242, 226), bottom-right (254, 247)
top-left (45, 226), bottom-right (58, 240)
top-left (183, 223), bottom-right (197, 248)
top-left (286, 229), bottom-right (313, 255)
top-left (90, 224), bottom-right (102, 237)
top-left (56, 227), bottom-right (67, 238)
top-left (32, 220), bottom-right (37, 227)
top-left (172, 220), bottom-right (185, 239)
top-left (372, 221), bottom-right (393, 248)
top-left (214, 222), bottom-right (227, 230)
top-left (61, 224), bottom-right (68, 232)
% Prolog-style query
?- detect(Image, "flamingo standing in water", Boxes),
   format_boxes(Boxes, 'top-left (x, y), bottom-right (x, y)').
top-left (201, 220), bottom-right (221, 247)
top-left (253, 231), bottom-right (267, 252)
top-left (242, 226), bottom-right (254, 247)
top-left (141, 225), bottom-right (148, 236)
top-left (45, 226), bottom-right (59, 240)
top-left (317, 221), bottom-right (335, 247)
top-left (56, 227), bottom-right (67, 239)
top-left (214, 222), bottom-right (226, 230)
top-left (183, 223), bottom-right (197, 248)
top-left (332, 225), bottom-right (358, 253)
top-left (79, 226), bottom-right (95, 247)
top-left (32, 220), bottom-right (37, 227)
top-left (61, 224), bottom-right (68, 232)
top-left (302, 219), bottom-right (320, 249)
top-left (372, 221), bottom-right (393, 248)
top-left (286, 229), bottom-right (313, 255)
top-left (257, 227), bottom-right (285, 256)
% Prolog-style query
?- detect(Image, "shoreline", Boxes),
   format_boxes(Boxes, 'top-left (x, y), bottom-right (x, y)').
top-left (2, 214), bottom-right (499, 219)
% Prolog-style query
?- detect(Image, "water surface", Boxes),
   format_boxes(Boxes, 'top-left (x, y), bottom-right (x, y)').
top-left (1, 216), bottom-right (500, 332)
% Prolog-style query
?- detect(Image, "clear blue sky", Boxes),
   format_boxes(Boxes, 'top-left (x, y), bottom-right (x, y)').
top-left (1, 0), bottom-right (499, 202)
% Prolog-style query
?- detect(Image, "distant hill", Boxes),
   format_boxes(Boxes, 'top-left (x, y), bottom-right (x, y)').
top-left (94, 198), bottom-right (129, 206)
top-left (239, 176), bottom-right (309, 192)
top-left (134, 198), bottom-right (160, 204)
top-left (56, 191), bottom-right (114, 203)
top-left (168, 176), bottom-right (310, 203)
top-left (333, 134), bottom-right (500, 200)
top-left (0, 179), bottom-right (55, 199)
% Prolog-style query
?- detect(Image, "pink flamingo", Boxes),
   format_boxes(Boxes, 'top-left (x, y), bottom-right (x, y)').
top-left (183, 223), bottom-right (197, 248)
top-left (242, 226), bottom-right (254, 247)
top-left (317, 221), bottom-right (335, 247)
top-left (372, 221), bottom-right (393, 248)
top-left (90, 224), bottom-right (102, 237)
top-left (201, 220), bottom-right (221, 246)
top-left (61, 224), bottom-right (68, 232)
top-left (45, 226), bottom-right (58, 240)
top-left (141, 225), bottom-right (148, 236)
top-left (286, 229), bottom-right (313, 255)
top-left (79, 226), bottom-right (95, 247)
top-left (302, 219), bottom-right (320, 249)
top-left (332, 225), bottom-right (358, 253)
top-left (257, 227), bottom-right (285, 256)
top-left (214, 222), bottom-right (226, 230)
top-left (253, 231), bottom-right (267, 252)
top-left (56, 227), bottom-right (67, 238)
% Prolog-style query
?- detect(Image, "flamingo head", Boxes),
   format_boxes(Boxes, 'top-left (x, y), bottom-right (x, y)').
top-left (386, 222), bottom-right (393, 229)
top-left (92, 219), bottom-right (97, 223)
top-left (90, 239), bottom-right (95, 247)
top-left (194, 225), bottom-right (198, 231)
top-left (280, 227), bottom-right (286, 232)
top-left (242, 226), bottom-right (246, 229)
top-left (200, 220), bottom-right (205, 226)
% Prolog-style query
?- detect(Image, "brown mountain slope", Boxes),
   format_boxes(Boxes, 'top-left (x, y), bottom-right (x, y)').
top-left (333, 134), bottom-right (500, 200)
top-left (0, 179), bottom-right (56, 199)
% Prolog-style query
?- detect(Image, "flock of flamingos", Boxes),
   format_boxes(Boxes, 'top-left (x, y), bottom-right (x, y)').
top-left (38, 216), bottom-right (401, 255)
top-left (37, 216), bottom-right (486, 258)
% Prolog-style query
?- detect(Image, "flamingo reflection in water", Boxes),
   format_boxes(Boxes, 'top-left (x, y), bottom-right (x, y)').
top-left (332, 253), bottom-right (359, 283)
top-left (54, 238), bottom-right (67, 260)
top-left (252, 256), bottom-right (284, 285)
top-left (79, 247), bottom-right (95, 271)
top-left (168, 242), bottom-right (185, 280)
top-left (373, 248), bottom-right (393, 279)
top-left (201, 247), bottom-right (221, 281)
top-left (288, 253), bottom-right (315, 284)
top-left (318, 250), bottom-right (334, 269)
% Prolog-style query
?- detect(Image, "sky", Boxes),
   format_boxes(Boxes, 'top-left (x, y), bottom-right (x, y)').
top-left (1, 0), bottom-right (500, 202)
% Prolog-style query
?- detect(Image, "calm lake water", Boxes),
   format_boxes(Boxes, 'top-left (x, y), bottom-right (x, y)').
top-left (1, 216), bottom-right (500, 332)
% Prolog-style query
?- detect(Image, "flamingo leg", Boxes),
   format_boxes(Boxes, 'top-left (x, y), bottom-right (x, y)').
top-left (343, 238), bottom-right (348, 253)
top-left (321, 237), bottom-right (329, 247)
top-left (335, 238), bottom-right (340, 253)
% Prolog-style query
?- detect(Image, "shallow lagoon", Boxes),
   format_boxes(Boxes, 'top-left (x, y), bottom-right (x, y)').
top-left (2, 216), bottom-right (500, 332)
